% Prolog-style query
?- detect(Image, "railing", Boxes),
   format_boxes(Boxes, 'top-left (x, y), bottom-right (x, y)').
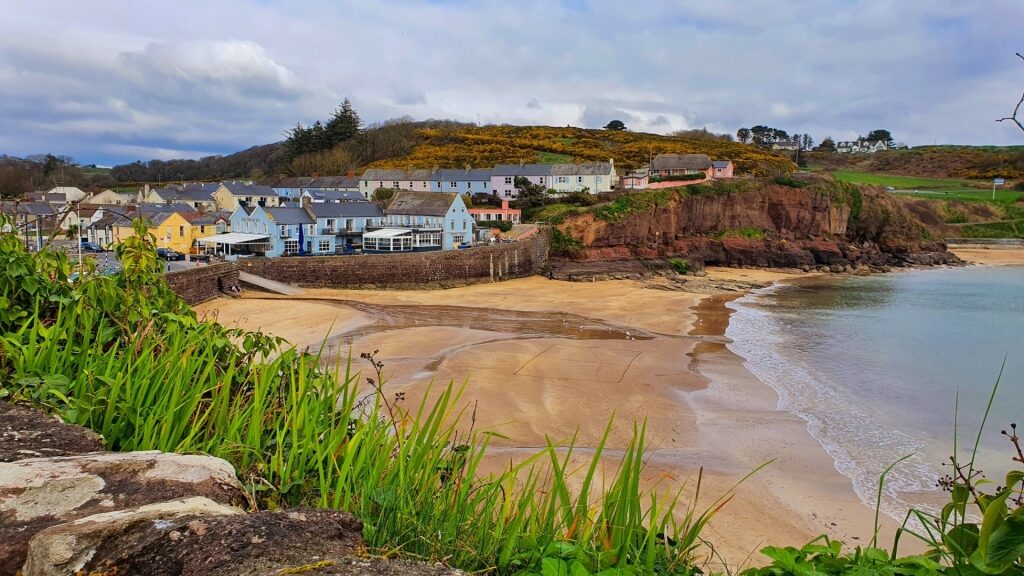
top-left (322, 228), bottom-right (337, 234)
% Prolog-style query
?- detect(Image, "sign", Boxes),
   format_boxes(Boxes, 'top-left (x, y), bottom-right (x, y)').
top-left (994, 178), bottom-right (1006, 186)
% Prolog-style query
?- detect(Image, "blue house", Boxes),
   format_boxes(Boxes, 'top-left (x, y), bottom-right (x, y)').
top-left (363, 191), bottom-right (474, 253)
top-left (225, 205), bottom-right (333, 257)
top-left (308, 201), bottom-right (385, 253)
top-left (432, 168), bottom-right (492, 195)
top-left (268, 175), bottom-right (362, 201)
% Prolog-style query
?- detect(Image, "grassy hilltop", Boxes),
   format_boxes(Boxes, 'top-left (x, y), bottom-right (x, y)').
top-left (362, 124), bottom-right (796, 175)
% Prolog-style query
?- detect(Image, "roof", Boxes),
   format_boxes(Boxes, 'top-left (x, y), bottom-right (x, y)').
top-left (182, 211), bottom-right (231, 225)
top-left (491, 164), bottom-right (554, 177)
top-left (711, 160), bottom-right (732, 169)
top-left (549, 163), bottom-right (613, 176)
top-left (651, 154), bottom-right (711, 171)
top-left (219, 182), bottom-right (279, 197)
top-left (0, 201), bottom-right (56, 216)
top-left (264, 206), bottom-right (315, 225)
top-left (269, 176), bottom-right (360, 189)
top-left (134, 203), bottom-right (195, 215)
top-left (89, 213), bottom-right (131, 228)
top-left (197, 232), bottom-right (271, 245)
top-left (308, 190), bottom-right (365, 202)
top-left (360, 168), bottom-right (435, 182)
top-left (363, 228), bottom-right (413, 239)
top-left (26, 192), bottom-right (67, 204)
top-left (307, 202), bottom-right (384, 219)
top-left (385, 191), bottom-right (456, 217)
top-left (434, 168), bottom-right (493, 181)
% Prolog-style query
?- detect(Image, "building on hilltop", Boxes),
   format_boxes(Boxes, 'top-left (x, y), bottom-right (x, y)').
top-left (548, 161), bottom-right (617, 194)
top-left (836, 138), bottom-right (889, 154)
top-left (358, 168), bottom-right (434, 197)
top-left (711, 160), bottom-right (734, 178)
top-left (650, 154), bottom-right (712, 178)
top-left (433, 168), bottom-right (493, 195)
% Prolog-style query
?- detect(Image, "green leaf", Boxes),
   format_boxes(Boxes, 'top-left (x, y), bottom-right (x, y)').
top-left (541, 557), bottom-right (569, 576)
top-left (943, 523), bottom-right (980, 556)
top-left (1006, 471), bottom-right (1024, 490)
top-left (762, 546), bottom-right (800, 571)
top-left (984, 515), bottom-right (1024, 572)
top-left (568, 561), bottom-right (591, 576)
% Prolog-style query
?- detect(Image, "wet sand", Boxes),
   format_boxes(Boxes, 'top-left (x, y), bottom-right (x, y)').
top-left (197, 272), bottom-right (896, 568)
top-left (950, 246), bottom-right (1024, 266)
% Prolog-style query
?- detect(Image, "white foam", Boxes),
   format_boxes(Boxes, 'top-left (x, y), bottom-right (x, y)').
top-left (725, 288), bottom-right (942, 521)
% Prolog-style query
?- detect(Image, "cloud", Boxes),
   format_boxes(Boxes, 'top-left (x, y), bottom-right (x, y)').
top-left (0, 0), bottom-right (1022, 164)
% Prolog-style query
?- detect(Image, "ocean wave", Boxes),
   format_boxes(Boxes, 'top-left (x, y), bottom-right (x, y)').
top-left (725, 288), bottom-right (942, 520)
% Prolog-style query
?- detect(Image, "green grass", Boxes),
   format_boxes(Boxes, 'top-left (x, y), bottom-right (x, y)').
top-left (960, 220), bottom-right (1024, 238)
top-left (831, 170), bottom-right (983, 190)
top-left (0, 218), bottom-right (733, 575)
top-left (535, 150), bottom-right (574, 164)
top-left (530, 203), bottom-right (583, 224)
top-left (714, 227), bottom-right (766, 240)
top-left (893, 188), bottom-right (1024, 203)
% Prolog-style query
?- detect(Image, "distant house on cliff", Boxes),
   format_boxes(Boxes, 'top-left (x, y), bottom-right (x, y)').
top-left (363, 191), bottom-right (474, 253)
top-left (836, 138), bottom-right (889, 154)
top-left (433, 168), bottom-right (493, 195)
top-left (490, 164), bottom-right (554, 200)
top-left (650, 154), bottom-right (713, 178)
top-left (770, 141), bottom-right (800, 152)
top-left (621, 167), bottom-right (649, 189)
top-left (712, 160), bottom-right (734, 178)
top-left (548, 161), bottom-right (617, 194)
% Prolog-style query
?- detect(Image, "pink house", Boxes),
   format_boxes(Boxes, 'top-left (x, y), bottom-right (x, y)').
top-left (621, 169), bottom-right (649, 189)
top-left (468, 200), bottom-right (521, 224)
top-left (712, 160), bottom-right (734, 178)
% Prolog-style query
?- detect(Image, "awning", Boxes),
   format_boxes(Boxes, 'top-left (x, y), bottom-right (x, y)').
top-left (197, 232), bottom-right (271, 245)
top-left (363, 228), bottom-right (412, 239)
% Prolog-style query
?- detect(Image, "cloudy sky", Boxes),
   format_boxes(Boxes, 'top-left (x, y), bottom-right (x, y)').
top-left (1, 0), bottom-right (1022, 165)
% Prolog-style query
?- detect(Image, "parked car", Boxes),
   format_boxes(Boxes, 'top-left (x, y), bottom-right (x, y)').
top-left (80, 241), bottom-right (107, 253)
top-left (156, 248), bottom-right (185, 261)
top-left (190, 252), bottom-right (212, 263)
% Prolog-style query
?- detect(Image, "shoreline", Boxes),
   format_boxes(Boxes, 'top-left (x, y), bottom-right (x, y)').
top-left (194, 269), bottom-right (915, 567)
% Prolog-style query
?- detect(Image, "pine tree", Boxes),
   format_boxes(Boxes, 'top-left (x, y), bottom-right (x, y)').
top-left (326, 98), bottom-right (362, 147)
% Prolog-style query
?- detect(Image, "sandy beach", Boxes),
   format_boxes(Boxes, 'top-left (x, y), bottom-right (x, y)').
top-left (195, 268), bottom-right (900, 568)
top-left (949, 246), bottom-right (1024, 266)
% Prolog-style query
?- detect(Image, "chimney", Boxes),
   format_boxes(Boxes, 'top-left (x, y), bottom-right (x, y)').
top-left (346, 170), bottom-right (355, 177)
top-left (501, 199), bottom-right (510, 210)
top-left (312, 172), bottom-right (320, 178)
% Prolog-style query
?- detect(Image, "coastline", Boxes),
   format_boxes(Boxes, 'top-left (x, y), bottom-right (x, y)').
top-left (194, 269), bottom-right (904, 568)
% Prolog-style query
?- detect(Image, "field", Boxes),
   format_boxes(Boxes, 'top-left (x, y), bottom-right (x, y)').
top-left (831, 170), bottom-right (1024, 203)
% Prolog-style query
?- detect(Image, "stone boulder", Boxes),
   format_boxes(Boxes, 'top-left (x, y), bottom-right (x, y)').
top-left (27, 507), bottom-right (463, 576)
top-left (0, 402), bottom-right (104, 463)
top-left (23, 496), bottom-right (241, 576)
top-left (0, 451), bottom-right (247, 575)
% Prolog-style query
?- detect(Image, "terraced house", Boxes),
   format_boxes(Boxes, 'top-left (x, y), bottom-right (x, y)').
top-left (307, 201), bottom-right (385, 253)
top-left (226, 205), bottom-right (326, 258)
top-left (363, 191), bottom-right (474, 253)
top-left (268, 175), bottom-right (362, 201)
top-left (213, 182), bottom-right (282, 212)
top-left (358, 168), bottom-right (434, 197)
top-left (432, 168), bottom-right (493, 194)
top-left (548, 161), bottom-right (617, 194)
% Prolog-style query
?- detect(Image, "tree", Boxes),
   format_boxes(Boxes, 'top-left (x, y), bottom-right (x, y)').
top-left (817, 136), bottom-right (837, 152)
top-left (371, 188), bottom-right (397, 203)
top-left (510, 176), bottom-right (548, 218)
top-left (604, 120), bottom-right (627, 131)
top-left (801, 133), bottom-right (814, 150)
top-left (736, 127), bottom-right (752, 144)
top-left (997, 52), bottom-right (1024, 133)
top-left (866, 129), bottom-right (894, 146)
top-left (325, 98), bottom-right (362, 146)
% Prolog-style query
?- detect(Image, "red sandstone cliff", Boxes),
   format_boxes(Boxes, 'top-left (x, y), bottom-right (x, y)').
top-left (555, 181), bottom-right (959, 272)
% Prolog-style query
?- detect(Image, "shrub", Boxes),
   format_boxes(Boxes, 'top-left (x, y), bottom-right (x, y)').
top-left (476, 219), bottom-right (513, 232)
top-left (650, 173), bottom-right (706, 183)
top-left (773, 175), bottom-right (808, 188)
top-left (944, 210), bottom-right (968, 224)
top-left (667, 258), bottom-right (689, 274)
top-left (550, 227), bottom-right (584, 258)
top-left (591, 189), bottom-right (679, 222)
top-left (715, 227), bottom-right (766, 240)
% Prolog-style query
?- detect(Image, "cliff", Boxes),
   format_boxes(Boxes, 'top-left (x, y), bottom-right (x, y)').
top-left (554, 178), bottom-right (960, 274)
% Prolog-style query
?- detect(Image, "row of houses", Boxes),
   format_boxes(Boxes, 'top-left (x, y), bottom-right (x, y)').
top-left (358, 161), bottom-right (618, 199)
top-left (620, 154), bottom-right (734, 189)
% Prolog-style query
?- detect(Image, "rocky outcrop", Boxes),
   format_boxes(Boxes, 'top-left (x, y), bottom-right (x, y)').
top-left (557, 182), bottom-right (963, 272)
top-left (1, 449), bottom-right (248, 575)
top-left (0, 402), bottom-right (104, 462)
top-left (1, 402), bottom-right (462, 576)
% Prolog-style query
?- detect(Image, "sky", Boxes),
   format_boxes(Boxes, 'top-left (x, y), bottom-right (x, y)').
top-left (1, 0), bottom-right (1022, 166)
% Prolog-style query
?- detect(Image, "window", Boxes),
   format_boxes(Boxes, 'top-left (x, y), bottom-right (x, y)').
top-left (200, 226), bottom-right (206, 234)
top-left (557, 176), bottom-right (567, 184)
top-left (319, 239), bottom-right (331, 252)
top-left (466, 182), bottom-right (471, 189)
top-left (436, 181), bottom-right (442, 188)
top-left (462, 220), bottom-right (467, 230)
top-left (283, 239), bottom-right (299, 255)
top-left (504, 177), bottom-right (513, 185)
top-left (577, 176), bottom-right (583, 183)
top-left (452, 233), bottom-right (465, 245)
top-left (539, 177), bottom-right (545, 184)
top-left (280, 225), bottom-right (288, 237)
top-left (393, 181), bottom-right (399, 189)
top-left (179, 225), bottom-right (185, 237)
top-left (450, 181), bottom-right (457, 188)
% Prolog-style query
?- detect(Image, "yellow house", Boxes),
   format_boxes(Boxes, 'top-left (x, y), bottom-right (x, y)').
top-left (105, 212), bottom-right (193, 252)
top-left (182, 212), bottom-right (230, 253)
top-left (212, 182), bottom-right (281, 212)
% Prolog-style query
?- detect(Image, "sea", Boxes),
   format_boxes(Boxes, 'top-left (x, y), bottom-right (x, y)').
top-left (725, 265), bottom-right (1024, 519)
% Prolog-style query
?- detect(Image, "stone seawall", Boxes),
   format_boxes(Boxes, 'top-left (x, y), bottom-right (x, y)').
top-left (164, 232), bottom-right (550, 300)
top-left (241, 230), bottom-right (550, 289)
top-left (164, 262), bottom-right (240, 305)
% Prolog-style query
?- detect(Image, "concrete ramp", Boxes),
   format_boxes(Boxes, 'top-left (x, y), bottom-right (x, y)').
top-left (237, 271), bottom-right (304, 296)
